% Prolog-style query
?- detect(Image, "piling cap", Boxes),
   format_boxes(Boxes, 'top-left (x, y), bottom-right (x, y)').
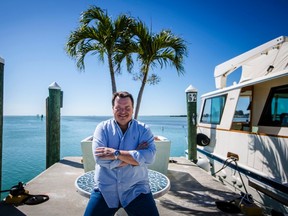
top-left (0, 57), bottom-right (4, 64)
top-left (49, 82), bottom-right (61, 90)
top-left (185, 85), bottom-right (197, 93)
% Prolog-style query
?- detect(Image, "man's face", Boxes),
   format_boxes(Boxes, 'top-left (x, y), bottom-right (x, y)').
top-left (113, 96), bottom-right (133, 128)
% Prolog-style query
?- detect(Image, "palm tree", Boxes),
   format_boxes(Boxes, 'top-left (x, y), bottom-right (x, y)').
top-left (119, 21), bottom-right (188, 119)
top-left (65, 6), bottom-right (134, 94)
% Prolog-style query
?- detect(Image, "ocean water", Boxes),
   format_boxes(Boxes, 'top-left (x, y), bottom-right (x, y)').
top-left (1, 115), bottom-right (187, 198)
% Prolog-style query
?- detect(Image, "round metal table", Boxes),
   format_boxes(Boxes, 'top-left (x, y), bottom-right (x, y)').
top-left (75, 169), bottom-right (170, 199)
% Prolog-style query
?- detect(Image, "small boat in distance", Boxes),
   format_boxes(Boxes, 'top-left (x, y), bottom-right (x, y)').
top-left (192, 36), bottom-right (288, 215)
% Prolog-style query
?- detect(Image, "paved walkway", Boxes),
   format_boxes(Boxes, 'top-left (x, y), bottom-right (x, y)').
top-left (0, 157), bottom-right (244, 216)
top-left (156, 157), bottom-right (243, 215)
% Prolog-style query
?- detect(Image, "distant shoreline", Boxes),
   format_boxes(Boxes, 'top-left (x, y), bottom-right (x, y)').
top-left (169, 115), bottom-right (187, 117)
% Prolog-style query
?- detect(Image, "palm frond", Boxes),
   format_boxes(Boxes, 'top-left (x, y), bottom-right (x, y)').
top-left (80, 6), bottom-right (109, 26)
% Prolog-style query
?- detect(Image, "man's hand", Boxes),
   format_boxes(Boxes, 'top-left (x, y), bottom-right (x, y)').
top-left (95, 147), bottom-right (115, 160)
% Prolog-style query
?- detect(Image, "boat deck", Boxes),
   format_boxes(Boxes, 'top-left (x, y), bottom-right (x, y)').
top-left (0, 157), bottom-right (246, 216)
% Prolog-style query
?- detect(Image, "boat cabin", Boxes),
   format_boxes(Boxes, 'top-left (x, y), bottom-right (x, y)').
top-left (196, 36), bottom-right (288, 214)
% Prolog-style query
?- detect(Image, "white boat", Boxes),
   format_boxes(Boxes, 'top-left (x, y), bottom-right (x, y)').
top-left (191, 36), bottom-right (288, 215)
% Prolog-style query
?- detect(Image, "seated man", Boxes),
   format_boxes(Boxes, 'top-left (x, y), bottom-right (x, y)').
top-left (84, 91), bottom-right (159, 216)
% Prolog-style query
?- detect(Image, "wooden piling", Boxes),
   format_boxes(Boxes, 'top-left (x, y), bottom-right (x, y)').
top-left (46, 82), bottom-right (62, 168)
top-left (0, 57), bottom-right (4, 191)
top-left (185, 85), bottom-right (198, 162)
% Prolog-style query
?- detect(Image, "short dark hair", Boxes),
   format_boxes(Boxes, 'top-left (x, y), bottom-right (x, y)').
top-left (112, 91), bottom-right (134, 107)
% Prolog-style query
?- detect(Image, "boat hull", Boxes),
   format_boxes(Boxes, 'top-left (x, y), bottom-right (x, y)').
top-left (195, 129), bottom-right (288, 215)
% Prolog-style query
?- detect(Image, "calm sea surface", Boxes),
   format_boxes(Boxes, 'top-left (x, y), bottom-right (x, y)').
top-left (1, 116), bottom-right (187, 198)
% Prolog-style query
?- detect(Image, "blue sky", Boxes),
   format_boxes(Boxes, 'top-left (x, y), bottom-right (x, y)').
top-left (1, 0), bottom-right (287, 116)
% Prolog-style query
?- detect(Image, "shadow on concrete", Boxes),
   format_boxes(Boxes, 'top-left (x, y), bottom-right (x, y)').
top-left (60, 158), bottom-right (84, 169)
top-left (157, 169), bottom-right (243, 215)
top-left (0, 201), bottom-right (27, 216)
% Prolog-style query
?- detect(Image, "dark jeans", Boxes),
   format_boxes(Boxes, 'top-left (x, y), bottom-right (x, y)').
top-left (84, 189), bottom-right (159, 216)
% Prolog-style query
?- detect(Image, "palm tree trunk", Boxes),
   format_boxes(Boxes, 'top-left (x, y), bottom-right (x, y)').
top-left (134, 67), bottom-right (149, 119)
top-left (108, 54), bottom-right (117, 94)
top-left (134, 82), bottom-right (145, 120)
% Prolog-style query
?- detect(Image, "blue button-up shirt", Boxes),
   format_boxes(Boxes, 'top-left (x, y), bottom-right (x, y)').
top-left (92, 118), bottom-right (156, 208)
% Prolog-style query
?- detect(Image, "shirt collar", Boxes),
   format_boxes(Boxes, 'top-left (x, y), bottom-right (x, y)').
top-left (113, 119), bottom-right (133, 134)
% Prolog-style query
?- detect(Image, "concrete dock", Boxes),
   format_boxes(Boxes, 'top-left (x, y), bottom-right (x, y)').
top-left (0, 157), bottom-right (244, 216)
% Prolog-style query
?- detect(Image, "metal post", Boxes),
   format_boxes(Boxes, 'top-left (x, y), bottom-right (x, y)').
top-left (185, 85), bottom-right (198, 162)
top-left (46, 82), bottom-right (63, 168)
top-left (0, 57), bottom-right (4, 192)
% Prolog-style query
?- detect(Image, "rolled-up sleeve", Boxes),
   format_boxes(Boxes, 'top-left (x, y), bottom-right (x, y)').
top-left (128, 126), bottom-right (156, 165)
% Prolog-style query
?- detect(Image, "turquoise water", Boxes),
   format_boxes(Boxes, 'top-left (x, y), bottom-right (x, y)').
top-left (1, 116), bottom-right (187, 198)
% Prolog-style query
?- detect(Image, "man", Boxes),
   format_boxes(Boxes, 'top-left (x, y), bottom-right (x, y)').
top-left (84, 91), bottom-right (159, 216)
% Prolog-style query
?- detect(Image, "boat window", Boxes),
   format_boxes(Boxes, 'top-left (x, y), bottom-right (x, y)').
top-left (231, 90), bottom-right (252, 131)
top-left (259, 84), bottom-right (288, 127)
top-left (200, 95), bottom-right (226, 124)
